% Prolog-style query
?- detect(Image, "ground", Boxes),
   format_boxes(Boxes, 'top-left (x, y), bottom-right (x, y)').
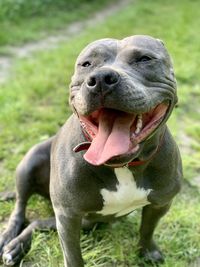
top-left (0, 0), bottom-right (200, 266)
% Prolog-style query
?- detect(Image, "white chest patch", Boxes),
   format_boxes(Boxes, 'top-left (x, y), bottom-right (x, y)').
top-left (97, 167), bottom-right (152, 217)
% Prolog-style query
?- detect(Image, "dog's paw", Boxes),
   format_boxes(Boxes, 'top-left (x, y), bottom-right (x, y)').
top-left (2, 253), bottom-right (15, 266)
top-left (2, 239), bottom-right (22, 266)
top-left (140, 249), bottom-right (164, 264)
top-left (0, 232), bottom-right (13, 258)
top-left (2, 235), bottom-right (31, 266)
top-left (139, 241), bottom-right (164, 265)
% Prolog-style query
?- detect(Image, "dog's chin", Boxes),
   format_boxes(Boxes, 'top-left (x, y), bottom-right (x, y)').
top-left (104, 145), bottom-right (140, 167)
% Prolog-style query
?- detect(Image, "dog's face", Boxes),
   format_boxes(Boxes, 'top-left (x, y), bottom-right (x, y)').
top-left (70, 35), bottom-right (177, 166)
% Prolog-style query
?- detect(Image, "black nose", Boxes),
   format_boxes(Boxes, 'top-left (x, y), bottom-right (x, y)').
top-left (86, 69), bottom-right (120, 90)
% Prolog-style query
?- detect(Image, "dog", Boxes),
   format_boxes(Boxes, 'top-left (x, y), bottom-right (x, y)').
top-left (0, 35), bottom-right (182, 266)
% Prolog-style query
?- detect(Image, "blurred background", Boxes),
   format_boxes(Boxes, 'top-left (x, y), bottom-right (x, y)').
top-left (0, 0), bottom-right (200, 266)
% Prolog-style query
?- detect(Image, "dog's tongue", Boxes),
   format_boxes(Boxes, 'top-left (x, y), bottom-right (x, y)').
top-left (84, 109), bottom-right (135, 165)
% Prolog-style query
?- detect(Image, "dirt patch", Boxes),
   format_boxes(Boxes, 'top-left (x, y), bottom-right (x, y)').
top-left (0, 57), bottom-right (10, 83)
top-left (0, 0), bottom-right (130, 84)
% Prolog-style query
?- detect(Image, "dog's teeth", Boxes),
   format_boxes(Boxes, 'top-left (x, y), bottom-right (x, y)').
top-left (81, 122), bottom-right (87, 129)
top-left (135, 114), bottom-right (143, 134)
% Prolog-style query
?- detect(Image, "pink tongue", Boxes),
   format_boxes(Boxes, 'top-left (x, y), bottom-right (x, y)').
top-left (84, 109), bottom-right (135, 165)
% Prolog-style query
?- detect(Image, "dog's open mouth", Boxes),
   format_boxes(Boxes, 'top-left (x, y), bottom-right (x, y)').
top-left (76, 102), bottom-right (169, 166)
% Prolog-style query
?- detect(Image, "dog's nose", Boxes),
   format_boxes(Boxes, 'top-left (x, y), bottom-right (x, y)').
top-left (86, 69), bottom-right (120, 90)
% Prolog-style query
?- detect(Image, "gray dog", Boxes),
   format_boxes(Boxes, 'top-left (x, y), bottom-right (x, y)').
top-left (0, 35), bottom-right (182, 266)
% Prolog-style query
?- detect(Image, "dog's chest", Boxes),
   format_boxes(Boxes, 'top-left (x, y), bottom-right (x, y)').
top-left (97, 167), bottom-right (152, 217)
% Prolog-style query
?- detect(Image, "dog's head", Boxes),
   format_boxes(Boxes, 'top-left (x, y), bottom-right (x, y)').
top-left (70, 35), bottom-right (177, 167)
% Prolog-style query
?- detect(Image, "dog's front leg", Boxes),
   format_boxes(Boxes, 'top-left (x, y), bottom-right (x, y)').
top-left (138, 203), bottom-right (171, 263)
top-left (55, 208), bottom-right (84, 267)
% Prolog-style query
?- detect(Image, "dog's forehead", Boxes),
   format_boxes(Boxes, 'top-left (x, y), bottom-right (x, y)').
top-left (76, 35), bottom-right (169, 63)
top-left (121, 35), bottom-right (168, 55)
top-left (76, 38), bottom-right (118, 62)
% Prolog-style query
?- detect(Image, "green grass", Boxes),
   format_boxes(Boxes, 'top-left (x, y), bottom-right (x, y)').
top-left (0, 0), bottom-right (200, 266)
top-left (0, 0), bottom-right (114, 47)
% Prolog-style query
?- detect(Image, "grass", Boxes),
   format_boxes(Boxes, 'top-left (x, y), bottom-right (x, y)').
top-left (0, 0), bottom-right (200, 266)
top-left (0, 0), bottom-right (114, 47)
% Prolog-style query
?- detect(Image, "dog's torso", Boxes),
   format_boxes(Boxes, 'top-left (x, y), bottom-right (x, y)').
top-left (50, 115), bottom-right (181, 223)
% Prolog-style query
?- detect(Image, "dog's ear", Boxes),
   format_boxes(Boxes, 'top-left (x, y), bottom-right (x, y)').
top-left (156, 38), bottom-right (165, 46)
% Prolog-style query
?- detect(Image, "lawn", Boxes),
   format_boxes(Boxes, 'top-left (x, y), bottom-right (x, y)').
top-left (0, 0), bottom-right (114, 47)
top-left (0, 0), bottom-right (200, 266)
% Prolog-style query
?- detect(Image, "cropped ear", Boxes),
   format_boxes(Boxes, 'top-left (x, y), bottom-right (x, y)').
top-left (156, 38), bottom-right (165, 46)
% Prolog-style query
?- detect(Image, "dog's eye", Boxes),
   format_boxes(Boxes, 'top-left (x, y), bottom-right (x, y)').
top-left (81, 61), bottom-right (91, 67)
top-left (137, 55), bottom-right (152, 63)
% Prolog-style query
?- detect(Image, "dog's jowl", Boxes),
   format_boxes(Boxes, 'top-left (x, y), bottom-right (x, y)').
top-left (0, 35), bottom-right (182, 266)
